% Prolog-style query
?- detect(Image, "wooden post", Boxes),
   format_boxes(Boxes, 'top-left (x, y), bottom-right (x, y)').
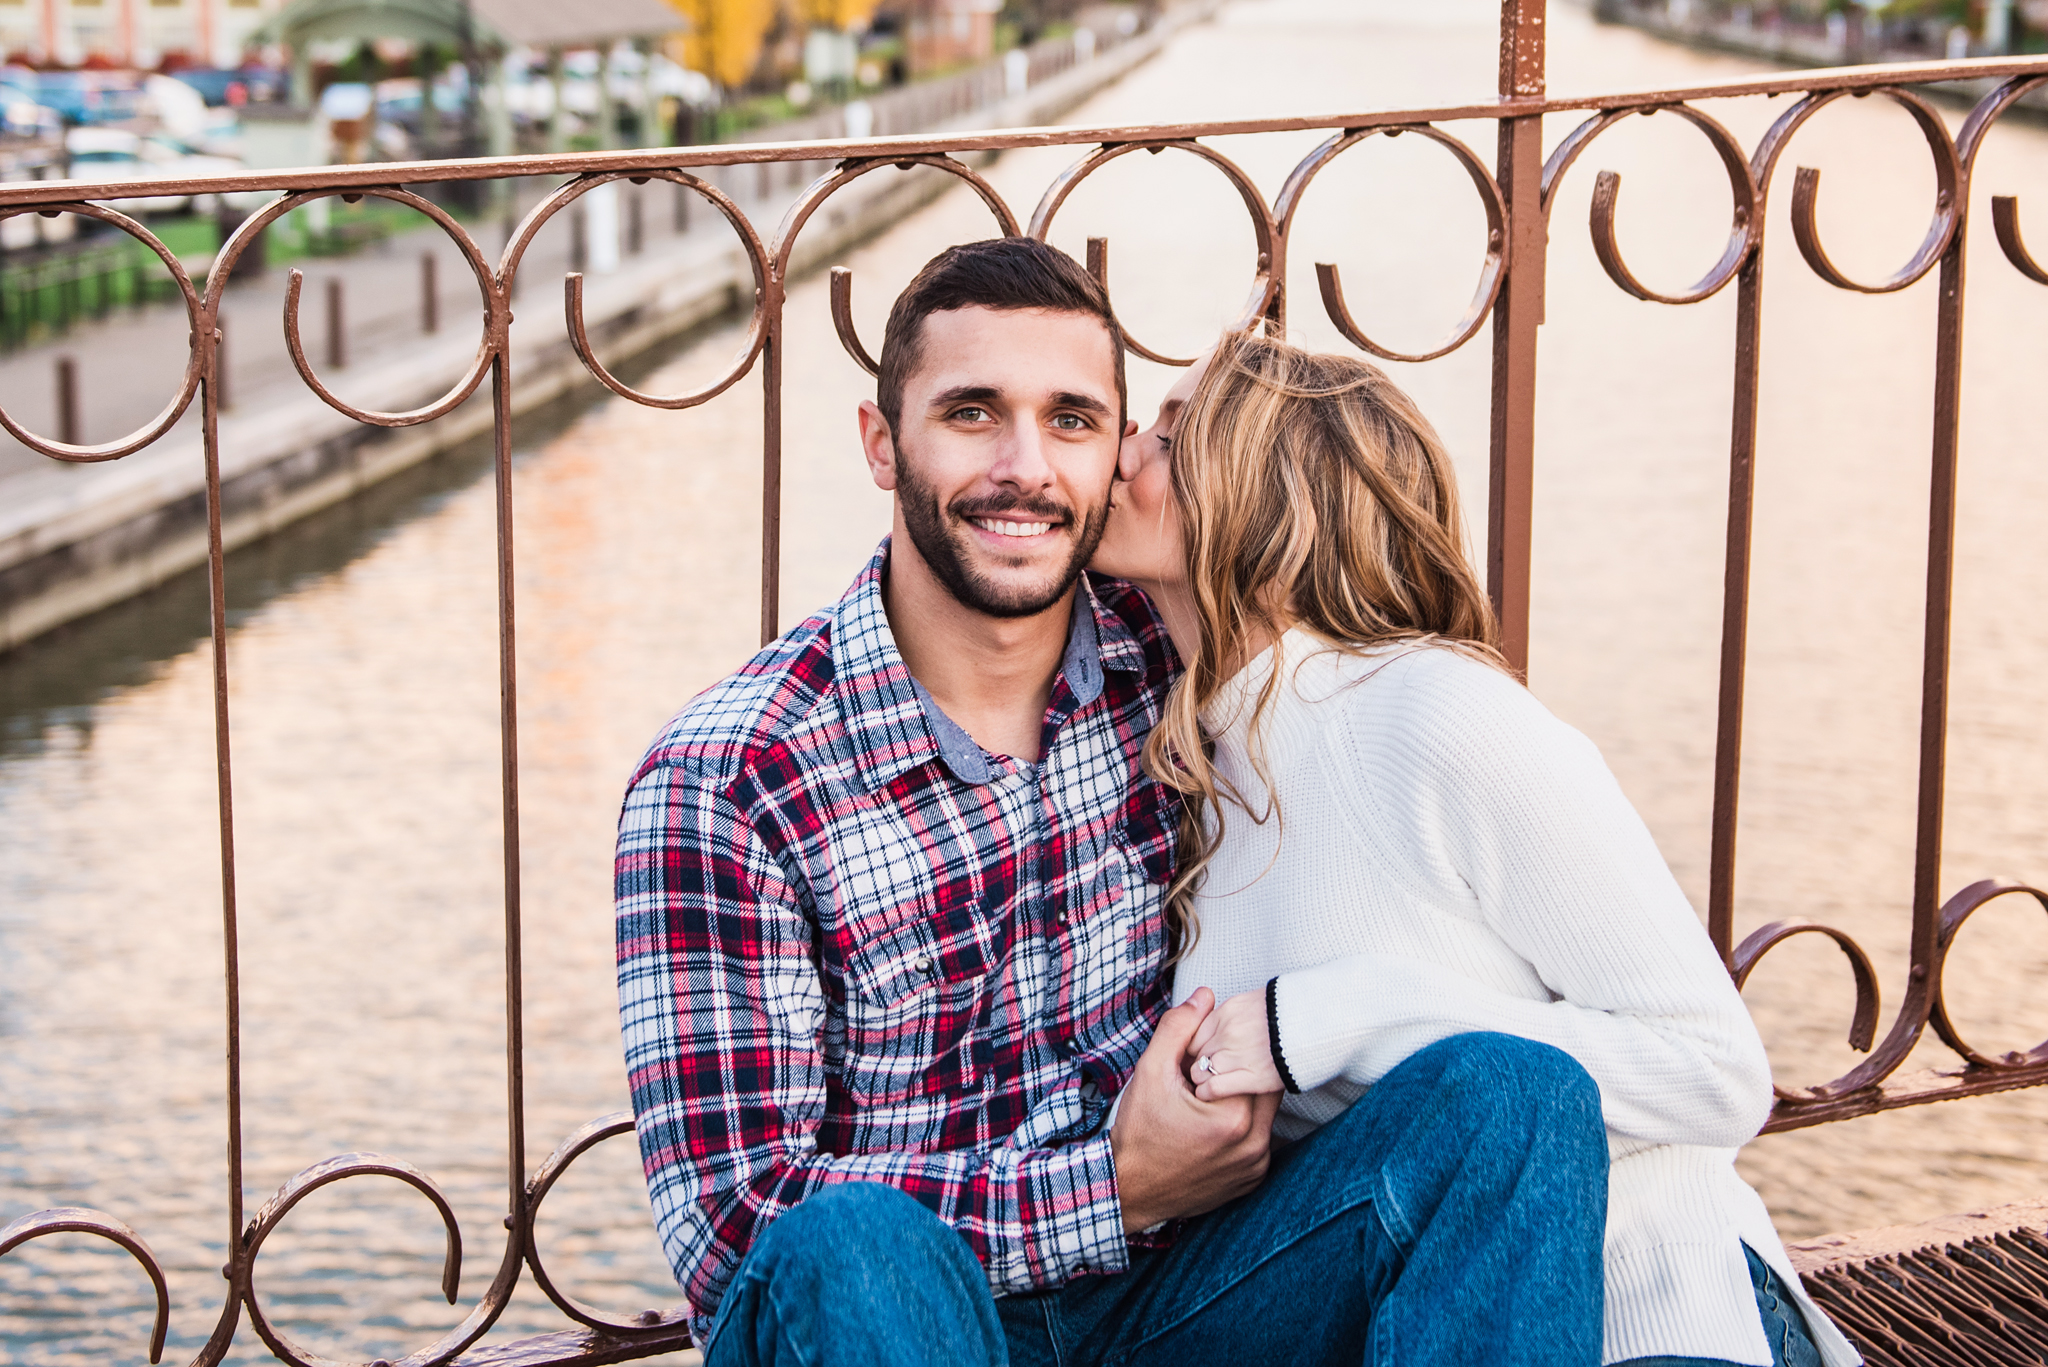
top-left (545, 46), bottom-right (567, 154)
top-left (327, 277), bottom-right (346, 369)
top-left (419, 44), bottom-right (441, 154)
top-left (501, 200), bottom-right (521, 302)
top-left (597, 42), bottom-right (618, 150)
top-left (55, 353), bottom-right (78, 445)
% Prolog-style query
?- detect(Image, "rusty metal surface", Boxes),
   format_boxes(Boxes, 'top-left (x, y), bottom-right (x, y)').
top-left (0, 1208), bottom-right (172, 1362)
top-left (1790, 1206), bottom-right (2048, 1366)
top-left (445, 1326), bottom-right (693, 1367)
top-left (1489, 0), bottom-right (1546, 679)
top-left (6, 0), bottom-right (2048, 1360)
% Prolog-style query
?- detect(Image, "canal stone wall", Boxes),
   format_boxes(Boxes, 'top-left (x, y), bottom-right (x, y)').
top-left (0, 3), bottom-right (1214, 654)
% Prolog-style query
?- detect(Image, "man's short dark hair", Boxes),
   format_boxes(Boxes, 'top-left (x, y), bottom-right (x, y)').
top-left (877, 237), bottom-right (1127, 437)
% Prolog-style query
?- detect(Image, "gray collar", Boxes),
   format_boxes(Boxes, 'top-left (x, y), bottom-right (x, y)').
top-left (908, 597), bottom-right (1105, 786)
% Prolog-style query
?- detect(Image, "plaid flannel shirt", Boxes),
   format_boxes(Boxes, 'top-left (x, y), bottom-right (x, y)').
top-left (616, 539), bottom-right (1180, 1339)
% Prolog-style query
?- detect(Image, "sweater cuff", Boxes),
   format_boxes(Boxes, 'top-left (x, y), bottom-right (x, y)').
top-left (1268, 962), bottom-right (1361, 1095)
top-left (1266, 976), bottom-right (1302, 1094)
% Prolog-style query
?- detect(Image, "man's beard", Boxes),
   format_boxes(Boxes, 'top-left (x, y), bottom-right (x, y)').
top-left (895, 446), bottom-right (1111, 619)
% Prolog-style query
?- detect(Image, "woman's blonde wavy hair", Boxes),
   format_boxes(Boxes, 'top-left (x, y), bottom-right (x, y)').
top-left (1142, 331), bottom-right (1504, 957)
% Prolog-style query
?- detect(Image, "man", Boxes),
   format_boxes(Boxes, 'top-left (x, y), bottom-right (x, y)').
top-left (616, 238), bottom-right (1608, 1366)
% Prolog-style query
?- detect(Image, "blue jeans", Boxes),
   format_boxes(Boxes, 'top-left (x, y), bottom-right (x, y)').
top-left (1612, 1244), bottom-right (1823, 1367)
top-left (704, 1032), bottom-right (1610, 1367)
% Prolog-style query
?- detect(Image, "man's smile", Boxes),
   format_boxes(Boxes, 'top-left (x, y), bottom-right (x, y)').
top-left (968, 516), bottom-right (1059, 540)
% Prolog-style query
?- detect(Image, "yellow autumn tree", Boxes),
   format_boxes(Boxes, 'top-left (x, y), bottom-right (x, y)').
top-left (669, 0), bottom-right (780, 90)
top-left (796, 0), bottom-right (879, 29)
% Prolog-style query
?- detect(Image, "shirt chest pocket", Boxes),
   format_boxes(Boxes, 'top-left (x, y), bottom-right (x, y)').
top-left (832, 886), bottom-right (1005, 1103)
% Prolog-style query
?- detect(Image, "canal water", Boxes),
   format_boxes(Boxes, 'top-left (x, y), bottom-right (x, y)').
top-left (6, 1), bottom-right (2048, 1360)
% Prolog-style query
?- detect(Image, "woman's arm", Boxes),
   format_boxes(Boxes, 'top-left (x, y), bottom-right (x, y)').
top-left (1272, 652), bottom-right (1774, 1148)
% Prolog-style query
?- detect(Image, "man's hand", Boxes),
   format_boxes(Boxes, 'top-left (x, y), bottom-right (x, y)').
top-left (1187, 987), bottom-right (1285, 1101)
top-left (1110, 987), bottom-right (1281, 1233)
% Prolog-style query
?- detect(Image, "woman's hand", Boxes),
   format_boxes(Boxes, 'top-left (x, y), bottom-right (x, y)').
top-left (1185, 987), bottom-right (1284, 1100)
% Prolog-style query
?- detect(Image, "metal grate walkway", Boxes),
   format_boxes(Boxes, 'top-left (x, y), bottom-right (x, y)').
top-left (1791, 1202), bottom-right (2048, 1365)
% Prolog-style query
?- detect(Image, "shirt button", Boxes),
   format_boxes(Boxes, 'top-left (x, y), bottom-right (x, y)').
top-left (914, 955), bottom-right (934, 975)
top-left (1054, 910), bottom-right (1070, 926)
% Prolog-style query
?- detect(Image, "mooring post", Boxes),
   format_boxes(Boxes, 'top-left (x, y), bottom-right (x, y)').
top-left (327, 277), bottom-right (346, 369)
top-left (1489, 0), bottom-right (1547, 680)
top-left (55, 353), bottom-right (77, 445)
top-left (501, 200), bottom-right (521, 301)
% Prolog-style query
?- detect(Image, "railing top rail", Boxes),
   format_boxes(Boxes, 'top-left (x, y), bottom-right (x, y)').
top-left (6, 53), bottom-right (2048, 211)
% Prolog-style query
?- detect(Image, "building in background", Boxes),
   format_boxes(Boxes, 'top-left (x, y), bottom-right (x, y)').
top-left (0, 0), bottom-right (287, 71)
top-left (895, 0), bottom-right (998, 73)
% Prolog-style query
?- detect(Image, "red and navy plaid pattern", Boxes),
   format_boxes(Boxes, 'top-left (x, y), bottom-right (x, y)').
top-left (616, 540), bottom-right (1179, 1338)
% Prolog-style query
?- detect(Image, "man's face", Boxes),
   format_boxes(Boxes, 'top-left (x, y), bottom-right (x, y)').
top-left (866, 306), bottom-right (1124, 619)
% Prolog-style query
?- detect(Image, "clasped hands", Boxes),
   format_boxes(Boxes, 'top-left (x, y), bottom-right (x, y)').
top-left (1109, 985), bottom-right (1287, 1233)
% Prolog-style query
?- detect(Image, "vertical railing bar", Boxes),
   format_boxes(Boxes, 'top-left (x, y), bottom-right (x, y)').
top-left (761, 291), bottom-right (784, 647)
top-left (1488, 0), bottom-right (1546, 679)
top-left (491, 332), bottom-right (529, 1222)
top-left (200, 302), bottom-right (247, 1270)
top-left (1912, 209), bottom-right (1969, 961)
top-left (1708, 254), bottom-right (1765, 965)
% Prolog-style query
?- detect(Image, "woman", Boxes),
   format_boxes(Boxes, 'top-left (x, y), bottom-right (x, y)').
top-left (1090, 333), bottom-right (1857, 1367)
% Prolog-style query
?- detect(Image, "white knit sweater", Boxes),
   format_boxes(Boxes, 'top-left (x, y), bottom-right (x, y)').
top-left (1169, 633), bottom-right (1860, 1367)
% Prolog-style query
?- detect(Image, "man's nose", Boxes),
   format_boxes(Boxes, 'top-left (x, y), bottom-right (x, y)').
top-left (990, 415), bottom-right (1056, 492)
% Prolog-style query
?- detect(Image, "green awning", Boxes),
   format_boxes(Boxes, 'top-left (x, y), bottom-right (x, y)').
top-left (250, 0), bottom-right (682, 52)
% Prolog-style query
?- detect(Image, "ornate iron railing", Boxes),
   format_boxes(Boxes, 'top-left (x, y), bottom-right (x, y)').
top-left (5, 1), bottom-right (2048, 1362)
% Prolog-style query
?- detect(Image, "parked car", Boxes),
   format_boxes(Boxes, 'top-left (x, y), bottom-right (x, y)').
top-left (34, 70), bottom-right (144, 126)
top-left (497, 46), bottom-right (710, 130)
top-left (63, 126), bottom-right (252, 215)
top-left (169, 66), bottom-right (286, 107)
top-left (373, 75), bottom-right (468, 135)
top-left (0, 68), bottom-right (61, 138)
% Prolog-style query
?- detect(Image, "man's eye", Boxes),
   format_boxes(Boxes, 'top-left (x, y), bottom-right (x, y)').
top-left (1052, 413), bottom-right (1088, 431)
top-left (951, 406), bottom-right (992, 423)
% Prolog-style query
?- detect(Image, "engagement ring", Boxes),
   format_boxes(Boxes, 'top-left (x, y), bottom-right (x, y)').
top-left (1195, 1055), bottom-right (1215, 1077)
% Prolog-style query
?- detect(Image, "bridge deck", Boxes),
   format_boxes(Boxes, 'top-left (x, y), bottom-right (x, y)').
top-left (1789, 1201), bottom-right (2048, 1365)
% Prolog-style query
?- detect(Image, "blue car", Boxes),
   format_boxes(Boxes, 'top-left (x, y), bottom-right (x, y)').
top-left (170, 66), bottom-right (286, 108)
top-left (33, 70), bottom-right (144, 126)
